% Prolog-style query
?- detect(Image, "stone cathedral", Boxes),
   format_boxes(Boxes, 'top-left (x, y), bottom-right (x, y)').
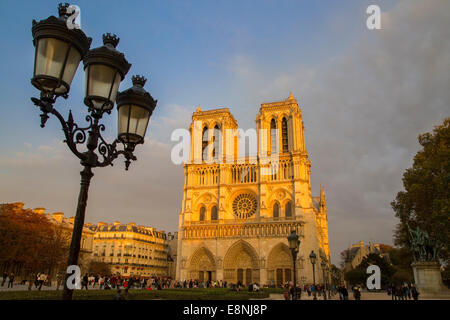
top-left (176, 94), bottom-right (330, 286)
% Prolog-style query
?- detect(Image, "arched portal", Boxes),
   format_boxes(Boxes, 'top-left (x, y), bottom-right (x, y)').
top-left (223, 240), bottom-right (259, 285)
top-left (188, 247), bottom-right (216, 281)
top-left (267, 243), bottom-right (294, 286)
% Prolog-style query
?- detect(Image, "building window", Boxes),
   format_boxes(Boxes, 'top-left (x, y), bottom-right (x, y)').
top-left (270, 118), bottom-right (277, 154)
top-left (212, 125), bottom-right (220, 160)
top-left (273, 202), bottom-right (280, 218)
top-left (211, 206), bottom-right (218, 221)
top-left (285, 201), bottom-right (292, 217)
top-left (282, 117), bottom-right (288, 153)
top-left (202, 126), bottom-right (208, 161)
top-left (199, 206), bottom-right (206, 221)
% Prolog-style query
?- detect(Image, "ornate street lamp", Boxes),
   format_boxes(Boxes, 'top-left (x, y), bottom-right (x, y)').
top-left (309, 250), bottom-right (317, 300)
top-left (287, 230), bottom-right (300, 300)
top-left (321, 260), bottom-right (327, 300)
top-left (30, 4), bottom-right (157, 300)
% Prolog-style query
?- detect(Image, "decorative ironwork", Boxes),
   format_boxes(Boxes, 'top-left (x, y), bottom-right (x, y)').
top-left (31, 93), bottom-right (137, 170)
top-left (232, 193), bottom-right (257, 219)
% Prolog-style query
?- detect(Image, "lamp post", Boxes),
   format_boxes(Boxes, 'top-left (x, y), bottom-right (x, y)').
top-left (320, 261), bottom-right (327, 300)
top-left (324, 263), bottom-right (331, 299)
top-left (287, 230), bottom-right (300, 300)
top-left (30, 4), bottom-right (157, 300)
top-left (309, 250), bottom-right (317, 300)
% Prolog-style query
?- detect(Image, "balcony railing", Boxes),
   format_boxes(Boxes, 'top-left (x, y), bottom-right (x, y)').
top-left (184, 215), bottom-right (300, 226)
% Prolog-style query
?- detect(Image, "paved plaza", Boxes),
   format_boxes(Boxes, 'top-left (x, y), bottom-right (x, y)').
top-left (1, 283), bottom-right (448, 300)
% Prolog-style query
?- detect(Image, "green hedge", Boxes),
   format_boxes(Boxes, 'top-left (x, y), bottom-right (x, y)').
top-left (0, 288), bottom-right (277, 300)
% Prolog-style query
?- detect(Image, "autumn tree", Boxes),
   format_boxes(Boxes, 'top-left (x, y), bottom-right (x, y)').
top-left (88, 261), bottom-right (111, 276)
top-left (391, 118), bottom-right (450, 262)
top-left (0, 203), bottom-right (68, 278)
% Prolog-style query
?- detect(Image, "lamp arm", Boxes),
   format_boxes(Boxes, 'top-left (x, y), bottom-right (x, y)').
top-left (31, 97), bottom-right (86, 161)
top-left (96, 137), bottom-right (137, 170)
top-left (31, 96), bottom-right (137, 170)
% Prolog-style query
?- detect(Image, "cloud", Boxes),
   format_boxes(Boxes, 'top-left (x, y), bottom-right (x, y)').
top-left (226, 0), bottom-right (450, 263)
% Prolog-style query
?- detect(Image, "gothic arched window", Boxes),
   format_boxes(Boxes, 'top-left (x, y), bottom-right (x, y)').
top-left (285, 201), bottom-right (292, 217)
top-left (199, 206), bottom-right (206, 221)
top-left (212, 125), bottom-right (220, 160)
top-left (270, 118), bottom-right (277, 154)
top-left (202, 126), bottom-right (208, 161)
top-left (273, 202), bottom-right (280, 218)
top-left (282, 117), bottom-right (288, 153)
top-left (211, 206), bottom-right (218, 221)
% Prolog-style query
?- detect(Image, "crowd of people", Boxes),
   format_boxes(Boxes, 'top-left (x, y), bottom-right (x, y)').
top-left (1, 272), bottom-right (54, 290)
top-left (283, 283), bottom-right (337, 300)
top-left (387, 283), bottom-right (419, 300)
top-left (1, 271), bottom-right (422, 301)
top-left (79, 274), bottom-right (173, 291)
top-left (1, 272), bottom-right (14, 288)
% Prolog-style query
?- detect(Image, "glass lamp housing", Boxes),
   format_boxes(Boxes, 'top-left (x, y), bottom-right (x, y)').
top-left (309, 250), bottom-right (317, 265)
top-left (116, 75), bottom-right (157, 145)
top-left (31, 4), bottom-right (91, 97)
top-left (287, 230), bottom-right (299, 250)
top-left (83, 33), bottom-right (131, 111)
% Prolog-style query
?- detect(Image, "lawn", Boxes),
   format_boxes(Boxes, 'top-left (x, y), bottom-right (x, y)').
top-left (0, 288), bottom-right (283, 300)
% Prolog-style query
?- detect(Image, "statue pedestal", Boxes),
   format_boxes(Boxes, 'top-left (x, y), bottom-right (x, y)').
top-left (412, 261), bottom-right (448, 296)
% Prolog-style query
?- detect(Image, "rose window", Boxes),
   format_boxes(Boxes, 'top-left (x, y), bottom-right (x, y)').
top-left (232, 193), bottom-right (257, 219)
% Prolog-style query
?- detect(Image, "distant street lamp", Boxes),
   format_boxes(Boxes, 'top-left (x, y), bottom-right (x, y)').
top-left (309, 250), bottom-right (317, 300)
top-left (320, 260), bottom-right (327, 300)
top-left (287, 230), bottom-right (300, 300)
top-left (324, 263), bottom-right (331, 299)
top-left (30, 4), bottom-right (157, 300)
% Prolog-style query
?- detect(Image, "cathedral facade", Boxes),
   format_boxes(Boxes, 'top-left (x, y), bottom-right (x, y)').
top-left (176, 94), bottom-right (330, 286)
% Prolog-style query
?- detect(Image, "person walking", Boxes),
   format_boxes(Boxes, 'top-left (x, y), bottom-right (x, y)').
top-left (28, 273), bottom-right (35, 291)
top-left (38, 273), bottom-right (46, 290)
top-left (389, 284), bottom-right (395, 300)
top-left (352, 285), bottom-right (361, 300)
top-left (1, 272), bottom-right (7, 287)
top-left (395, 285), bottom-right (403, 300)
top-left (7, 273), bottom-right (14, 288)
top-left (56, 273), bottom-right (62, 291)
top-left (411, 284), bottom-right (419, 300)
top-left (342, 286), bottom-right (349, 300)
top-left (82, 274), bottom-right (89, 290)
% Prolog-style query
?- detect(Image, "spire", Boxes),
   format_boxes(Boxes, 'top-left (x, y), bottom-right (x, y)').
top-left (288, 92), bottom-right (294, 100)
top-left (196, 104), bottom-right (202, 112)
top-left (320, 184), bottom-right (326, 207)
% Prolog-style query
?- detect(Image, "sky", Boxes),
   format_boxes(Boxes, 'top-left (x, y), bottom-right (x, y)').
top-left (0, 0), bottom-right (448, 264)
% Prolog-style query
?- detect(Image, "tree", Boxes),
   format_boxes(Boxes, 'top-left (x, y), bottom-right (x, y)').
top-left (339, 248), bottom-right (351, 269)
top-left (391, 269), bottom-right (413, 285)
top-left (0, 203), bottom-right (68, 277)
top-left (388, 247), bottom-right (413, 271)
top-left (391, 118), bottom-right (450, 262)
top-left (344, 268), bottom-right (366, 286)
top-left (358, 253), bottom-right (396, 287)
top-left (330, 264), bottom-right (343, 286)
top-left (88, 261), bottom-right (111, 276)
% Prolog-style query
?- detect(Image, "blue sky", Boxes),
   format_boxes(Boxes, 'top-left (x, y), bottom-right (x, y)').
top-left (0, 0), bottom-right (448, 264)
top-left (0, 0), bottom-right (395, 142)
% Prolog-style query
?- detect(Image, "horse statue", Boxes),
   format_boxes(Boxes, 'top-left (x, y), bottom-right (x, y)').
top-left (406, 222), bottom-right (437, 262)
